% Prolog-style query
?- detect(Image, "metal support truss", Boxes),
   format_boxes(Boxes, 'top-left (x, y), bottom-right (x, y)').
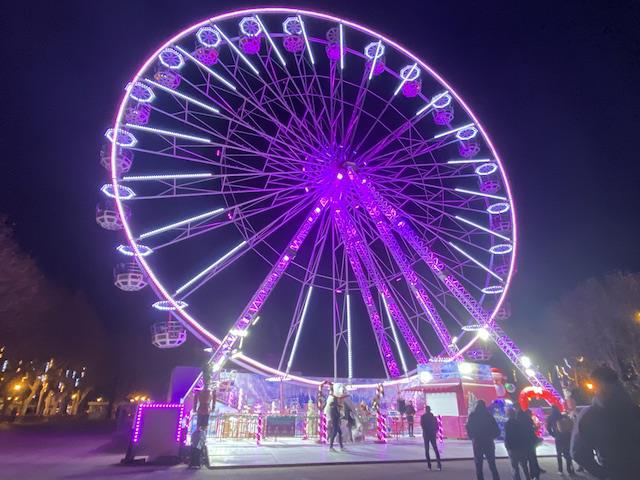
top-left (358, 177), bottom-right (563, 403)
top-left (333, 205), bottom-right (401, 378)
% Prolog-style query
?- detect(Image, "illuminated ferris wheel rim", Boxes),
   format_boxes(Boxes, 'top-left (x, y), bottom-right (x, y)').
top-left (109, 6), bottom-right (518, 388)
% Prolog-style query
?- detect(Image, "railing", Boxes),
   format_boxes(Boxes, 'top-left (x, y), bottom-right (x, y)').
top-left (197, 413), bottom-right (382, 442)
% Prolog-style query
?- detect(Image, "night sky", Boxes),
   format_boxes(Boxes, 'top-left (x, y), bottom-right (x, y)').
top-left (2, 1), bottom-right (640, 397)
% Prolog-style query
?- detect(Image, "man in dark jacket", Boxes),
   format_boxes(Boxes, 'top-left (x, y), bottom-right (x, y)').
top-left (420, 406), bottom-right (442, 470)
top-left (466, 400), bottom-right (501, 480)
top-left (505, 408), bottom-right (531, 480)
top-left (328, 400), bottom-right (344, 451)
top-left (518, 409), bottom-right (542, 480)
top-left (546, 405), bottom-right (574, 475)
top-left (571, 365), bottom-right (640, 480)
top-left (406, 400), bottom-right (416, 437)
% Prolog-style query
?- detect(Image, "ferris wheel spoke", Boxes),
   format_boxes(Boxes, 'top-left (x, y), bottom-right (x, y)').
top-left (150, 191), bottom-right (304, 254)
top-left (280, 215), bottom-right (331, 373)
top-left (155, 80), bottom-right (312, 168)
top-left (141, 76), bottom-right (313, 168)
top-left (203, 195), bottom-right (330, 375)
top-left (358, 179), bottom-right (506, 317)
top-left (296, 47), bottom-right (335, 145)
top-left (337, 206), bottom-right (430, 368)
top-left (214, 47), bottom-right (322, 151)
top-left (178, 76), bottom-right (316, 160)
top-left (369, 181), bottom-right (504, 273)
top-left (176, 196), bottom-right (315, 299)
top-left (333, 211), bottom-right (400, 378)
top-left (341, 68), bottom-right (372, 151)
top-left (352, 181), bottom-right (458, 355)
top-left (354, 93), bottom-right (442, 163)
top-left (136, 185), bottom-right (301, 243)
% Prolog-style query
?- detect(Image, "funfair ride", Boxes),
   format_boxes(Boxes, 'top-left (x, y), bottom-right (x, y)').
top-left (98, 7), bottom-right (560, 404)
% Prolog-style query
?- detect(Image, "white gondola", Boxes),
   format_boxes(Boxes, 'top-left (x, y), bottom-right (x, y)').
top-left (96, 201), bottom-right (130, 231)
top-left (114, 261), bottom-right (148, 291)
top-left (151, 319), bottom-right (187, 348)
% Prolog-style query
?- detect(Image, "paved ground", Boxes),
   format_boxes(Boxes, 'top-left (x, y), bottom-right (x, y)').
top-left (0, 421), bottom-right (595, 480)
top-left (206, 436), bottom-right (558, 466)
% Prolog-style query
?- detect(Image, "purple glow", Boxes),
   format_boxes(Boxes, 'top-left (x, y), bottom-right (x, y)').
top-left (106, 7), bottom-right (521, 391)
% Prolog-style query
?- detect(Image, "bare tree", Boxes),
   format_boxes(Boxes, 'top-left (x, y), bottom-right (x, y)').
top-left (550, 271), bottom-right (640, 382)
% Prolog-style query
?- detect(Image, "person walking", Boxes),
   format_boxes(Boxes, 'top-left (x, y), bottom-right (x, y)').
top-left (421, 406), bottom-right (442, 470)
top-left (406, 400), bottom-right (416, 437)
top-left (466, 400), bottom-right (501, 480)
top-left (329, 400), bottom-right (344, 451)
top-left (546, 405), bottom-right (575, 475)
top-left (505, 408), bottom-right (531, 480)
top-left (571, 365), bottom-right (640, 480)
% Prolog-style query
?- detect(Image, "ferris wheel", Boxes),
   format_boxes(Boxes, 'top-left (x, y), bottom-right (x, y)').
top-left (97, 7), bottom-right (559, 398)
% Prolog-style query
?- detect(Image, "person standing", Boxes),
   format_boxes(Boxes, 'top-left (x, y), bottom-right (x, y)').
top-left (193, 371), bottom-right (214, 431)
top-left (344, 403), bottom-right (355, 443)
top-left (466, 400), bottom-right (501, 480)
top-left (504, 408), bottom-right (531, 480)
top-left (518, 409), bottom-right (541, 480)
top-left (406, 400), bottom-right (416, 437)
top-left (421, 405), bottom-right (442, 470)
top-left (571, 365), bottom-right (640, 480)
top-left (546, 405), bottom-right (575, 475)
top-left (329, 400), bottom-right (344, 451)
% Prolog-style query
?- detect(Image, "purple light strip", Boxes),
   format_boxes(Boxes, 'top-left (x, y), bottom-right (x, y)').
top-left (354, 177), bottom-right (457, 356)
top-left (131, 402), bottom-right (185, 444)
top-left (110, 7), bottom-right (519, 388)
top-left (333, 207), bottom-right (400, 378)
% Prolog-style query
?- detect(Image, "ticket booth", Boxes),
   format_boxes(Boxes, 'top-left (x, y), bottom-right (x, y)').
top-left (405, 362), bottom-right (499, 439)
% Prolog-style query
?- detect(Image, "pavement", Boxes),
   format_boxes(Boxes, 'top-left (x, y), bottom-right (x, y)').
top-left (0, 421), bottom-right (596, 480)
top-left (206, 436), bottom-right (558, 467)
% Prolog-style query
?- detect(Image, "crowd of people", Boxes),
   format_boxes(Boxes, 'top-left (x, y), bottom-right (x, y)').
top-left (468, 365), bottom-right (640, 480)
